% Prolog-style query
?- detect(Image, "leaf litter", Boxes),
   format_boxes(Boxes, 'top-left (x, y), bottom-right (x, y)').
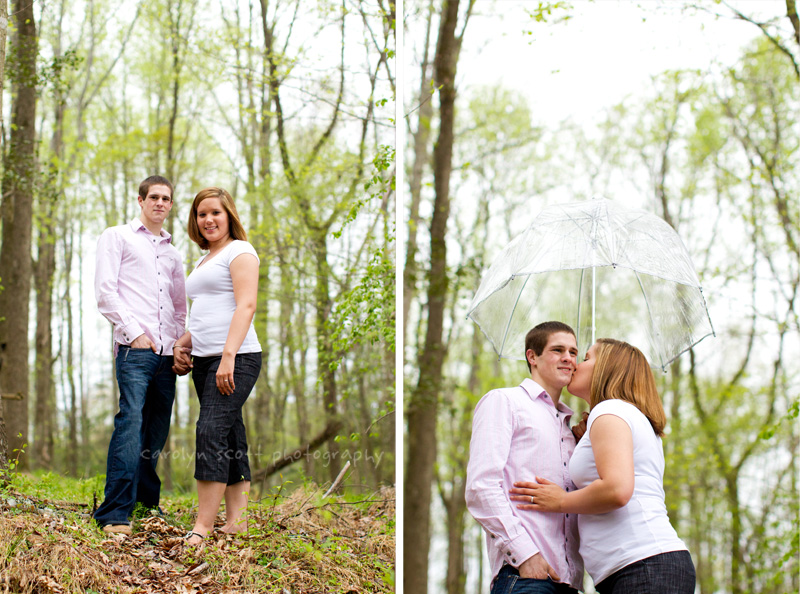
top-left (0, 485), bottom-right (394, 593)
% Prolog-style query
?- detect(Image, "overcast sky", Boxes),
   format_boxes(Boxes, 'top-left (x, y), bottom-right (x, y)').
top-left (405, 0), bottom-right (786, 124)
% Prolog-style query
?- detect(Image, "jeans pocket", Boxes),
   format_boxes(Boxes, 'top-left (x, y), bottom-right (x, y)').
top-left (491, 574), bottom-right (517, 594)
top-left (511, 577), bottom-right (559, 594)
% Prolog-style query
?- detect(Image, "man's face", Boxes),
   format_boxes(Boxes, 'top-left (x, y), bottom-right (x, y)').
top-left (567, 342), bottom-right (597, 401)
top-left (138, 184), bottom-right (173, 227)
top-left (527, 331), bottom-right (578, 395)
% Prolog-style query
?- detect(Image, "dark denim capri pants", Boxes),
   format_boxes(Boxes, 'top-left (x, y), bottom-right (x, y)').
top-left (191, 352), bottom-right (262, 485)
top-left (595, 550), bottom-right (696, 594)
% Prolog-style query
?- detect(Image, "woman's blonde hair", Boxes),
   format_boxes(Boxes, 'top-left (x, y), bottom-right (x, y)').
top-left (187, 187), bottom-right (248, 249)
top-left (590, 338), bottom-right (666, 436)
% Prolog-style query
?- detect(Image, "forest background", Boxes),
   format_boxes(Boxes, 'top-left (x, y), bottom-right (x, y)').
top-left (403, 1), bottom-right (798, 594)
top-left (0, 0), bottom-right (396, 501)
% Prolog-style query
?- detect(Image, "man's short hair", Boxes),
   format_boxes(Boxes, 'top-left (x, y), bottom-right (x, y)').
top-left (525, 321), bottom-right (576, 371)
top-left (139, 175), bottom-right (174, 201)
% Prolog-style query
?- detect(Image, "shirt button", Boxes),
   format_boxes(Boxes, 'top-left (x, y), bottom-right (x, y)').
top-left (506, 551), bottom-right (511, 556)
top-left (566, 514), bottom-right (569, 517)
top-left (563, 462), bottom-right (567, 467)
top-left (511, 558), bottom-right (517, 564)
top-left (490, 534), bottom-right (495, 539)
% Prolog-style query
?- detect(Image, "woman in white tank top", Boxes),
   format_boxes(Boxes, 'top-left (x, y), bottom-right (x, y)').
top-left (172, 187), bottom-right (262, 546)
top-left (509, 339), bottom-right (695, 594)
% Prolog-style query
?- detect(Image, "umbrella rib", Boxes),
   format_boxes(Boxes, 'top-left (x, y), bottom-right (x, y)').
top-left (632, 268), bottom-right (661, 369)
top-left (701, 287), bottom-right (717, 339)
top-left (498, 274), bottom-right (531, 358)
top-left (577, 267), bottom-right (585, 352)
top-left (659, 330), bottom-right (715, 372)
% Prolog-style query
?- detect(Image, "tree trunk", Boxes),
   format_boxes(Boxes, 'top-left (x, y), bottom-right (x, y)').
top-left (444, 478), bottom-right (467, 594)
top-left (403, 0), bottom-right (435, 347)
top-left (289, 311), bottom-right (311, 477)
top-left (64, 226), bottom-right (78, 477)
top-left (33, 3), bottom-right (67, 469)
top-left (726, 474), bottom-right (743, 594)
top-left (404, 1), bottom-right (464, 591)
top-left (443, 325), bottom-right (483, 594)
top-left (0, 0), bottom-right (38, 468)
top-left (0, 0), bottom-right (8, 474)
top-left (33, 184), bottom-right (58, 470)
top-left (78, 223), bottom-right (90, 475)
top-left (312, 231), bottom-right (341, 482)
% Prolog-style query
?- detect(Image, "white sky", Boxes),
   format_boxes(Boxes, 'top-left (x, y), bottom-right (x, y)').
top-left (446, 0), bottom-right (787, 124)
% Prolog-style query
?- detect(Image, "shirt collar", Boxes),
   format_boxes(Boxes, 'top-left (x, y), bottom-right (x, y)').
top-left (520, 377), bottom-right (575, 417)
top-left (129, 218), bottom-right (172, 242)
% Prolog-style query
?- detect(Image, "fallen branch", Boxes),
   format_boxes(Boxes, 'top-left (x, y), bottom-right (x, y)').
top-left (252, 421), bottom-right (342, 482)
top-left (323, 461), bottom-right (351, 498)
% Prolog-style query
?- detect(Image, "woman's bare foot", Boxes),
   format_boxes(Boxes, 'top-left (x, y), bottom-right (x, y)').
top-left (220, 521), bottom-right (247, 534)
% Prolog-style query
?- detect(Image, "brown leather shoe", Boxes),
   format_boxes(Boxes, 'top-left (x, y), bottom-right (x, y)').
top-left (102, 524), bottom-right (132, 536)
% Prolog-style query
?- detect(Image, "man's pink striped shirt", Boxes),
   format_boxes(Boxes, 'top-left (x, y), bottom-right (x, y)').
top-left (95, 219), bottom-right (187, 355)
top-left (465, 378), bottom-right (584, 590)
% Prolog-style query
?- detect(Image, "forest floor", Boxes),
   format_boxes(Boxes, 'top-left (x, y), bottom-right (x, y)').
top-left (0, 472), bottom-right (395, 593)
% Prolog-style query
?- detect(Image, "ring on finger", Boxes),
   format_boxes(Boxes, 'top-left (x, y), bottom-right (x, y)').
top-left (530, 496), bottom-right (534, 503)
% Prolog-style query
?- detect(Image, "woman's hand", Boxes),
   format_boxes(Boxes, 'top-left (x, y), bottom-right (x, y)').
top-left (572, 410), bottom-right (589, 441)
top-left (172, 346), bottom-right (193, 375)
top-left (216, 354), bottom-right (236, 395)
top-left (171, 332), bottom-right (193, 375)
top-left (509, 477), bottom-right (566, 513)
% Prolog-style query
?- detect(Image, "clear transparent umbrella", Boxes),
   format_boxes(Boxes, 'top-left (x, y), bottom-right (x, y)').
top-left (466, 197), bottom-right (715, 371)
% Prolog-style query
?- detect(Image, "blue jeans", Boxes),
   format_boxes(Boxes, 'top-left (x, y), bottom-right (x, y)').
top-left (93, 347), bottom-right (176, 526)
top-left (594, 550), bottom-right (696, 594)
top-left (491, 564), bottom-right (579, 594)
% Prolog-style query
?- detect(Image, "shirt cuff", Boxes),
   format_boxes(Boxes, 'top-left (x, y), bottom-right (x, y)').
top-left (502, 532), bottom-right (540, 569)
top-left (118, 322), bottom-right (145, 345)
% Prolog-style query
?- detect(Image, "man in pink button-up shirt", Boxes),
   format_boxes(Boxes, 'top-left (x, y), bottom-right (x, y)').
top-left (93, 176), bottom-right (187, 535)
top-left (466, 321), bottom-right (585, 593)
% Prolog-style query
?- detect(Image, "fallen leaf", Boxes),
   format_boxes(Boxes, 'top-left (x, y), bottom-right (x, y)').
top-left (186, 561), bottom-right (209, 576)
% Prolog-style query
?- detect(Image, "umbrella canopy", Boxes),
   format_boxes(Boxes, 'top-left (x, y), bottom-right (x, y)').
top-left (466, 197), bottom-right (714, 371)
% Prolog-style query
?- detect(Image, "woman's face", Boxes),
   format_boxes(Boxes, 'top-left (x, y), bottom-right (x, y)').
top-left (568, 342), bottom-right (598, 401)
top-left (196, 197), bottom-right (230, 245)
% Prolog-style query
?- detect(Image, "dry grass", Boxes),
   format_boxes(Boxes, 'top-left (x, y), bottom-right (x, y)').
top-left (0, 484), bottom-right (395, 593)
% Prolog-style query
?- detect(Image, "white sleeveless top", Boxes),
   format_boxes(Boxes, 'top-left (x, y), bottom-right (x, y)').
top-left (185, 240), bottom-right (261, 357)
top-left (569, 399), bottom-right (688, 584)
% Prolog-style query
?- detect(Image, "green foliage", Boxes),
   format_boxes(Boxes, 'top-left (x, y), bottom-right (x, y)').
top-left (334, 144), bottom-right (395, 239)
top-left (524, 1), bottom-right (573, 25)
top-left (3, 470), bottom-right (103, 504)
top-left (758, 396), bottom-right (800, 441)
top-left (328, 145), bottom-right (396, 371)
top-left (7, 435), bottom-right (27, 473)
top-left (39, 49), bottom-right (84, 95)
